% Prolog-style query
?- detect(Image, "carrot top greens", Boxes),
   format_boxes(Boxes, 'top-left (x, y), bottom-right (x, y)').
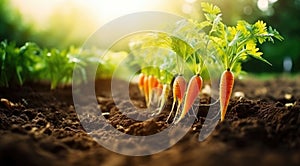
top-left (130, 3), bottom-right (284, 81)
top-left (199, 2), bottom-right (283, 73)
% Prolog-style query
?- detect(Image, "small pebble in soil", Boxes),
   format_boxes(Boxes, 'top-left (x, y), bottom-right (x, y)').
top-left (285, 102), bottom-right (295, 107)
top-left (254, 87), bottom-right (268, 96)
top-left (1, 98), bottom-right (15, 109)
top-left (233, 91), bottom-right (245, 98)
top-left (284, 93), bottom-right (292, 100)
top-left (201, 85), bottom-right (211, 95)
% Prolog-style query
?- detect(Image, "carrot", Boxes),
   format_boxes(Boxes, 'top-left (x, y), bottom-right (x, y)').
top-left (219, 69), bottom-right (234, 121)
top-left (176, 74), bottom-right (203, 122)
top-left (153, 77), bottom-right (159, 89)
top-left (153, 82), bottom-right (163, 105)
top-left (155, 83), bottom-right (163, 99)
top-left (167, 75), bottom-right (186, 121)
top-left (173, 75), bottom-right (186, 103)
top-left (143, 75), bottom-right (149, 106)
top-left (138, 73), bottom-right (145, 96)
top-left (156, 84), bottom-right (170, 115)
top-left (152, 77), bottom-right (159, 102)
top-left (147, 75), bottom-right (156, 106)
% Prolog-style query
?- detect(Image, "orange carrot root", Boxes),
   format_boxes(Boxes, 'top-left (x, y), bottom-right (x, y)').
top-left (219, 69), bottom-right (234, 121)
top-left (148, 75), bottom-right (156, 106)
top-left (173, 75), bottom-right (186, 103)
top-left (157, 84), bottom-right (170, 114)
top-left (154, 82), bottom-right (163, 105)
top-left (153, 77), bottom-right (159, 89)
top-left (156, 83), bottom-right (163, 98)
top-left (138, 73), bottom-right (145, 96)
top-left (178, 75), bottom-right (203, 121)
top-left (143, 75), bottom-right (149, 106)
top-left (167, 75), bottom-right (186, 122)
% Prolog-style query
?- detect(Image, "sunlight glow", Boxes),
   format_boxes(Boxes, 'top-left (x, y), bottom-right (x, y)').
top-left (75, 0), bottom-right (160, 23)
top-left (9, 0), bottom-right (177, 47)
top-left (269, 0), bottom-right (278, 3)
top-left (185, 0), bottom-right (197, 4)
top-left (11, 0), bottom-right (162, 26)
top-left (182, 4), bottom-right (193, 14)
top-left (257, 0), bottom-right (269, 11)
top-left (11, 0), bottom-right (61, 25)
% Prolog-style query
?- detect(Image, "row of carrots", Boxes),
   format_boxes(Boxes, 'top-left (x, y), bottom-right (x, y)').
top-left (138, 70), bottom-right (233, 123)
top-left (138, 73), bottom-right (169, 114)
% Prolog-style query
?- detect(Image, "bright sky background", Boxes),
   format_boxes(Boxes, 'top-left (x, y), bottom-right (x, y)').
top-left (9, 0), bottom-right (278, 49)
top-left (10, 0), bottom-right (172, 27)
top-left (10, 0), bottom-right (279, 27)
top-left (9, 0), bottom-right (184, 48)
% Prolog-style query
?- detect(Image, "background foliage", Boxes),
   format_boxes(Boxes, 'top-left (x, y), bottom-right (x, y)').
top-left (0, 0), bottom-right (299, 73)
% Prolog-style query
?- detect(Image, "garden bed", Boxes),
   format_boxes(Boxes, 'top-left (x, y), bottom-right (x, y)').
top-left (0, 76), bottom-right (299, 166)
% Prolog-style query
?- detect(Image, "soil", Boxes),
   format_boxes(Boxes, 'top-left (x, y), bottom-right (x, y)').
top-left (0, 76), bottom-right (299, 166)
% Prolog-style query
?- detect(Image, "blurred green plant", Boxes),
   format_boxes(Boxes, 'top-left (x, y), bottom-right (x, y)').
top-left (183, 0), bottom-right (264, 25)
top-left (182, 0), bottom-right (299, 73)
top-left (0, 40), bottom-right (124, 89)
top-left (244, 0), bottom-right (300, 73)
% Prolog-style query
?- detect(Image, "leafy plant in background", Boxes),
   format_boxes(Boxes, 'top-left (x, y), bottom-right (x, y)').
top-left (0, 41), bottom-right (40, 87)
top-left (41, 48), bottom-right (75, 89)
top-left (252, 0), bottom-right (300, 73)
top-left (0, 41), bottom-right (22, 87)
top-left (0, 40), bottom-right (123, 89)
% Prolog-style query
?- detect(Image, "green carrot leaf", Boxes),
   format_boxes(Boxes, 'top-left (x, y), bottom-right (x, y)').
top-left (268, 26), bottom-right (284, 41)
top-left (201, 2), bottom-right (221, 15)
top-left (248, 53), bottom-right (272, 66)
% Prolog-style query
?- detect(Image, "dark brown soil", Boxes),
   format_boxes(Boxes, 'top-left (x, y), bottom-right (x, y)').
top-left (0, 76), bottom-right (299, 166)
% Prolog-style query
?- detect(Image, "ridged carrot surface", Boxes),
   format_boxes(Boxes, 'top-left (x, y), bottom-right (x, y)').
top-left (143, 75), bottom-right (149, 106)
top-left (167, 75), bottom-right (186, 122)
top-left (172, 75), bottom-right (186, 104)
top-left (148, 75), bottom-right (156, 106)
top-left (138, 73), bottom-right (145, 95)
top-left (219, 69), bottom-right (234, 121)
top-left (156, 83), bottom-right (163, 99)
top-left (179, 75), bottom-right (203, 120)
top-left (157, 84), bottom-right (170, 115)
